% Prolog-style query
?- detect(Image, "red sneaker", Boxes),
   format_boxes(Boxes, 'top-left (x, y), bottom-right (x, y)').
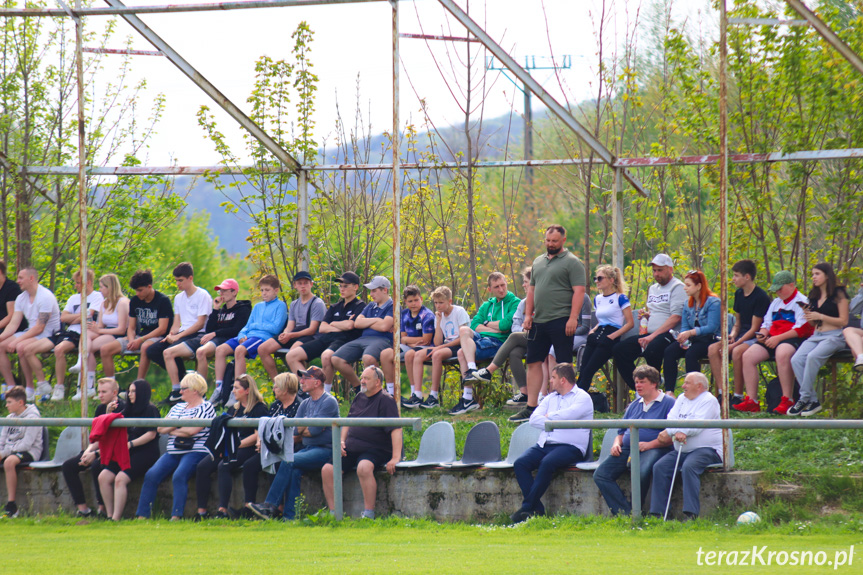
top-left (772, 396), bottom-right (794, 415)
top-left (731, 396), bottom-right (761, 412)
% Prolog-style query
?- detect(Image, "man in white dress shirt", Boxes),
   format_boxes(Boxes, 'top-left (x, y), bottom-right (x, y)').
top-left (511, 362), bottom-right (593, 523)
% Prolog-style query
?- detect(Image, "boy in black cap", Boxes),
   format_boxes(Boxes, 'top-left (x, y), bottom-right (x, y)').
top-left (258, 271), bottom-right (327, 380)
top-left (285, 272), bottom-right (366, 393)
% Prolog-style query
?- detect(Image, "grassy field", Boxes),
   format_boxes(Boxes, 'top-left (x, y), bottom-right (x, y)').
top-left (3, 515), bottom-right (862, 574)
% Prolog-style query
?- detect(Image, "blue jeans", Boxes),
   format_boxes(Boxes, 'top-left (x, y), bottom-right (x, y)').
top-left (649, 447), bottom-right (721, 517)
top-left (472, 332), bottom-right (503, 361)
top-left (136, 451), bottom-right (208, 518)
top-left (264, 445), bottom-right (332, 520)
top-left (513, 443), bottom-right (584, 513)
top-left (593, 443), bottom-right (671, 515)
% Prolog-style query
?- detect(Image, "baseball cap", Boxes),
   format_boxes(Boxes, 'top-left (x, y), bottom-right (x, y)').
top-left (293, 271), bottom-right (313, 282)
top-left (298, 366), bottom-right (325, 382)
top-left (334, 271), bottom-right (361, 285)
top-left (364, 276), bottom-right (392, 290)
top-left (769, 270), bottom-right (795, 292)
top-left (214, 278), bottom-right (239, 292)
top-left (650, 254), bottom-right (674, 268)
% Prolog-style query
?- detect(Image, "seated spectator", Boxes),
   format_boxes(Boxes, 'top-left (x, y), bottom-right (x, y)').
top-left (593, 366), bottom-right (673, 515)
top-left (450, 273), bottom-right (519, 415)
top-left (0, 267), bottom-right (61, 401)
top-left (258, 271), bottom-right (326, 380)
top-left (97, 379), bottom-right (160, 521)
top-left (466, 269), bottom-right (531, 406)
top-left (390, 285), bottom-right (434, 409)
top-left (662, 271), bottom-right (720, 395)
top-left (575, 266), bottom-right (634, 392)
top-left (164, 279), bottom-right (251, 406)
top-left (100, 270), bottom-right (172, 382)
top-left (790, 263), bottom-right (849, 417)
top-left (145, 263), bottom-right (212, 402)
top-left (136, 373), bottom-right (215, 520)
top-left (73, 273), bottom-right (129, 400)
top-left (214, 275), bottom-right (287, 401)
top-left (511, 363), bottom-right (591, 523)
top-left (195, 373), bottom-right (268, 519)
top-left (843, 280), bottom-right (863, 372)
top-left (0, 386), bottom-right (42, 517)
top-left (61, 377), bottom-right (124, 517)
top-left (408, 286), bottom-right (469, 409)
top-left (331, 277), bottom-right (395, 396)
top-left (321, 366), bottom-right (401, 519)
top-left (247, 366), bottom-right (340, 521)
top-left (285, 272), bottom-right (366, 393)
top-left (736, 271), bottom-right (813, 414)
top-left (612, 254), bottom-right (685, 393)
top-left (650, 372), bottom-right (722, 520)
top-left (707, 260), bottom-right (769, 405)
top-left (18, 269), bottom-right (103, 402)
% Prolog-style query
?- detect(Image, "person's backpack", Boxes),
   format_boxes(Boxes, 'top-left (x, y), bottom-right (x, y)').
top-left (764, 377), bottom-right (800, 412)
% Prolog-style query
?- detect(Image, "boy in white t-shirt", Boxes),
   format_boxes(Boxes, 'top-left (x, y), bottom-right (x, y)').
top-left (19, 269), bottom-right (104, 401)
top-left (144, 262), bottom-right (212, 402)
top-left (0, 267), bottom-right (61, 401)
top-left (410, 286), bottom-right (470, 409)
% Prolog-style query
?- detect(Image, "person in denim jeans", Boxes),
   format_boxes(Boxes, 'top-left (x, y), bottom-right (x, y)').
top-left (246, 366), bottom-right (339, 520)
top-left (135, 373), bottom-right (215, 519)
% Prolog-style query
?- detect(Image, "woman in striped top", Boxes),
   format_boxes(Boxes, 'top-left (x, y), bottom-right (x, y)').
top-left (135, 373), bottom-right (215, 520)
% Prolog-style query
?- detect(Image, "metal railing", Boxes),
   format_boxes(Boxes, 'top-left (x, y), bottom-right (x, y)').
top-left (546, 418), bottom-right (863, 520)
top-left (0, 416), bottom-right (421, 520)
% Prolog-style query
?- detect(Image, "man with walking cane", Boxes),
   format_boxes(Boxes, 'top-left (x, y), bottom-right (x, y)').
top-left (649, 372), bottom-right (722, 521)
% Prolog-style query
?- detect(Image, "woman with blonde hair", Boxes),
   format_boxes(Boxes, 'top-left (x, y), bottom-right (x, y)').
top-left (575, 266), bottom-right (634, 391)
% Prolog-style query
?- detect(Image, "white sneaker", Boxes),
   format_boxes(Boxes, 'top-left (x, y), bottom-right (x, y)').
top-left (225, 392), bottom-right (237, 409)
top-left (35, 381), bottom-right (52, 400)
top-left (25, 387), bottom-right (35, 402)
top-left (71, 387), bottom-right (96, 401)
top-left (68, 354), bottom-right (83, 374)
top-left (50, 384), bottom-right (66, 402)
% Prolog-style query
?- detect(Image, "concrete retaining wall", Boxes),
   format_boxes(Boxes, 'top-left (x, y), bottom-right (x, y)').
top-left (1, 465), bottom-right (762, 521)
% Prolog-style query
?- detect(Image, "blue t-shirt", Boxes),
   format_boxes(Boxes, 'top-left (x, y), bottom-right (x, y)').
top-left (401, 306), bottom-right (435, 338)
top-left (360, 298), bottom-right (394, 341)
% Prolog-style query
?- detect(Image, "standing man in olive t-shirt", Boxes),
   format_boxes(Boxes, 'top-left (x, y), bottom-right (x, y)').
top-left (510, 225), bottom-right (586, 423)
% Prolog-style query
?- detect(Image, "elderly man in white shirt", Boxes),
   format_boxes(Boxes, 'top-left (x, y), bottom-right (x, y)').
top-left (649, 372), bottom-right (723, 520)
top-left (511, 362), bottom-right (593, 523)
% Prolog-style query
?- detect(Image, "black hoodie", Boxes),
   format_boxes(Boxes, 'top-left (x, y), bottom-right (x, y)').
top-left (205, 299), bottom-right (252, 340)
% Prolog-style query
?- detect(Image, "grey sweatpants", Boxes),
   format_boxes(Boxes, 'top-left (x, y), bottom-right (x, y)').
top-left (791, 329), bottom-right (847, 402)
top-left (492, 331), bottom-right (527, 392)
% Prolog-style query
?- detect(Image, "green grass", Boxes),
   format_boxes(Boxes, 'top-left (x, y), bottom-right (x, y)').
top-left (3, 515), bottom-right (863, 574)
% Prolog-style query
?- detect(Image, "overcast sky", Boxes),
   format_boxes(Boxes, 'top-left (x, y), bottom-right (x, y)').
top-left (94, 0), bottom-right (708, 166)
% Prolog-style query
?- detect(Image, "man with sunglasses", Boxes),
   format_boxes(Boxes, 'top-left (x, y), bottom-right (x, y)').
top-left (612, 254), bottom-right (686, 395)
top-left (285, 272), bottom-right (366, 394)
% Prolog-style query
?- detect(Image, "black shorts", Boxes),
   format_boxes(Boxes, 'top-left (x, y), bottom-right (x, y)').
top-left (106, 448), bottom-right (160, 480)
top-left (526, 317), bottom-right (574, 364)
top-left (6, 452), bottom-right (34, 463)
top-left (269, 334), bottom-right (316, 350)
top-left (181, 335), bottom-right (228, 354)
top-left (49, 330), bottom-right (81, 347)
top-left (341, 448), bottom-right (391, 472)
top-left (756, 337), bottom-right (803, 358)
top-left (300, 335), bottom-right (348, 360)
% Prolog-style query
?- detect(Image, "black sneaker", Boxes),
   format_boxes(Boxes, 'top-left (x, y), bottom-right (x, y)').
top-left (787, 400), bottom-right (807, 416)
top-left (246, 502), bottom-right (278, 520)
top-left (419, 395), bottom-right (440, 409)
top-left (75, 508), bottom-right (94, 518)
top-left (801, 401), bottom-right (822, 417)
top-left (160, 389), bottom-right (182, 405)
top-left (193, 511), bottom-right (210, 522)
top-left (4, 501), bottom-right (18, 518)
top-left (402, 395), bottom-right (423, 410)
top-left (449, 397), bottom-right (479, 415)
top-left (214, 509), bottom-right (230, 519)
top-left (473, 368), bottom-right (492, 383)
top-left (462, 368), bottom-right (479, 382)
top-left (508, 405), bottom-right (536, 423)
top-left (730, 395), bottom-right (744, 407)
top-left (506, 392), bottom-right (528, 406)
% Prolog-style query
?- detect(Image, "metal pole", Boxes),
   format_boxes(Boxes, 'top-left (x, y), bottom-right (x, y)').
top-left (0, 0), bottom-right (385, 17)
top-left (332, 424), bottom-right (343, 519)
top-left (784, 0), bottom-right (863, 77)
top-left (719, 0), bottom-right (731, 469)
top-left (629, 426), bottom-right (641, 520)
top-left (391, 0), bottom-right (401, 410)
top-left (298, 169), bottom-right (309, 272)
top-left (74, 0), bottom-right (89, 436)
top-left (612, 167), bottom-right (626, 413)
top-left (523, 85), bottom-right (533, 189)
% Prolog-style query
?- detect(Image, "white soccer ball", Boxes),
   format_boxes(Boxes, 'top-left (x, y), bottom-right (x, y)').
top-left (737, 511), bottom-right (761, 525)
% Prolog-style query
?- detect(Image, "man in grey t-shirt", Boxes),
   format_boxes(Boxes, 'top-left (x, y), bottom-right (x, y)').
top-left (612, 253), bottom-right (686, 394)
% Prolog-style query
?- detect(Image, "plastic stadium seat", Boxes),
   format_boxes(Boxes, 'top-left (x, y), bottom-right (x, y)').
top-left (396, 421), bottom-right (456, 468)
top-left (575, 428), bottom-right (617, 471)
top-left (707, 429), bottom-right (735, 469)
top-left (30, 427), bottom-right (82, 470)
top-left (441, 421), bottom-right (501, 467)
top-left (484, 422), bottom-right (541, 469)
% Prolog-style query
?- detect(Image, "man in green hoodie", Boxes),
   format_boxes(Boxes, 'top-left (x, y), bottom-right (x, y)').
top-left (449, 272), bottom-right (520, 415)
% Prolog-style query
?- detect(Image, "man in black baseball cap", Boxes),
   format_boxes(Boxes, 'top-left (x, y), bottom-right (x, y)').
top-left (285, 272), bottom-right (366, 393)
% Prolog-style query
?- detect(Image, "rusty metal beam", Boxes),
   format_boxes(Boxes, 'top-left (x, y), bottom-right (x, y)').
top-left (784, 0), bottom-right (863, 76)
top-left (0, 0), bottom-right (383, 17)
top-left (728, 17), bottom-right (808, 26)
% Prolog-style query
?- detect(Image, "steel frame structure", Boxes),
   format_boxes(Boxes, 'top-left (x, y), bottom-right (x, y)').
top-left (2, 0), bottom-right (862, 484)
